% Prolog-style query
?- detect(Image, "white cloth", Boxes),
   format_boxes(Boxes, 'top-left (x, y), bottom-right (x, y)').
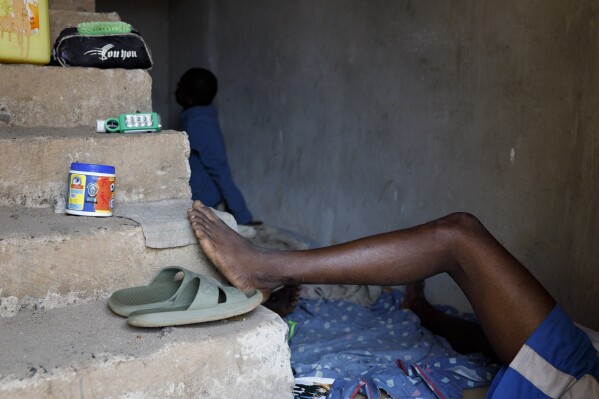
top-left (114, 199), bottom-right (237, 248)
top-left (300, 284), bottom-right (383, 308)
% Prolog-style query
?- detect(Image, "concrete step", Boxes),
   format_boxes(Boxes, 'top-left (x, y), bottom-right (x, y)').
top-left (0, 126), bottom-right (191, 208)
top-left (50, 10), bottom-right (120, 45)
top-left (0, 65), bottom-right (152, 127)
top-left (0, 206), bottom-right (220, 317)
top-left (49, 0), bottom-right (95, 12)
top-left (0, 300), bottom-right (293, 398)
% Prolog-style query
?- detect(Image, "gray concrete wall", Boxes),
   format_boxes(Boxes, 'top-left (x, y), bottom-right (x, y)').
top-left (166, 0), bottom-right (599, 329)
top-left (95, 0), bottom-right (213, 128)
top-left (168, 1), bottom-right (214, 129)
top-left (96, 0), bottom-right (170, 124)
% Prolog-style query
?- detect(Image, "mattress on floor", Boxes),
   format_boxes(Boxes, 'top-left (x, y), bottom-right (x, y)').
top-left (285, 290), bottom-right (499, 399)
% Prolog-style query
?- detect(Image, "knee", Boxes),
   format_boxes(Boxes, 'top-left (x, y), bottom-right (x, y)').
top-left (434, 212), bottom-right (486, 241)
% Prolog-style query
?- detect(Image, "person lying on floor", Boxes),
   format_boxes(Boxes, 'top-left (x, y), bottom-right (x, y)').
top-left (187, 200), bottom-right (599, 399)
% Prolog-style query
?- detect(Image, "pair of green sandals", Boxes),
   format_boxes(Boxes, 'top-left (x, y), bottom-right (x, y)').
top-left (108, 266), bottom-right (263, 327)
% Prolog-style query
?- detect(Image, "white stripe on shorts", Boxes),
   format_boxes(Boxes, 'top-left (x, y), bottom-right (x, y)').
top-left (509, 344), bottom-right (577, 398)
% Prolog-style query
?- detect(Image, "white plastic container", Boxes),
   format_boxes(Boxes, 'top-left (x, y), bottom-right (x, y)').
top-left (66, 162), bottom-right (116, 217)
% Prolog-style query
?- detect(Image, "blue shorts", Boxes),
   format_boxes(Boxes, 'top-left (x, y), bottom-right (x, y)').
top-left (487, 305), bottom-right (599, 398)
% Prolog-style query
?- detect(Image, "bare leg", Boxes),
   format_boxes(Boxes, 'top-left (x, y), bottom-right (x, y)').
top-left (402, 282), bottom-right (499, 362)
top-left (262, 285), bottom-right (302, 317)
top-left (188, 202), bottom-right (555, 364)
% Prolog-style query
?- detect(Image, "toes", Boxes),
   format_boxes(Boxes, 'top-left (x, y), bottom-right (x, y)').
top-left (189, 209), bottom-right (213, 226)
top-left (188, 208), bottom-right (203, 219)
top-left (201, 206), bottom-right (220, 222)
top-left (191, 201), bottom-right (217, 219)
top-left (192, 200), bottom-right (205, 210)
top-left (191, 224), bottom-right (210, 240)
top-left (189, 203), bottom-right (220, 222)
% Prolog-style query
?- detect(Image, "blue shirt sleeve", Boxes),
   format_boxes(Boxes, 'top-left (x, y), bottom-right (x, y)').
top-left (185, 114), bottom-right (253, 224)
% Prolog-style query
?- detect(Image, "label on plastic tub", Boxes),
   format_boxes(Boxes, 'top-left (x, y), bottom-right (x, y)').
top-left (67, 173), bottom-right (86, 210)
top-left (66, 163), bottom-right (116, 217)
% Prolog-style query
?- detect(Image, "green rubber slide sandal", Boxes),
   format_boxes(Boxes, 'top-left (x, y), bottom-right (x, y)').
top-left (126, 274), bottom-right (263, 327)
top-left (108, 266), bottom-right (200, 317)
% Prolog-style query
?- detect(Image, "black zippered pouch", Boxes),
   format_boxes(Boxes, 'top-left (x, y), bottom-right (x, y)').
top-left (51, 27), bottom-right (153, 69)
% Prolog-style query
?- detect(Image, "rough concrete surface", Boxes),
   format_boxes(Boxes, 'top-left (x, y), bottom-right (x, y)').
top-left (0, 301), bottom-right (294, 398)
top-left (0, 127), bottom-right (191, 207)
top-left (0, 65), bottom-right (152, 127)
top-left (49, 10), bottom-right (120, 45)
top-left (0, 206), bottom-right (218, 317)
top-left (49, 0), bottom-right (95, 12)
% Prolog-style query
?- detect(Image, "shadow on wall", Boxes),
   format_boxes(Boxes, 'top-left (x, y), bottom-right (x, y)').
top-left (96, 0), bottom-right (172, 127)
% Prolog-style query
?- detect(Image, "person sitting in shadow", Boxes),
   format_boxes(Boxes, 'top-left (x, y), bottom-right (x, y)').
top-left (177, 69), bottom-right (301, 315)
top-left (176, 67), bottom-right (259, 238)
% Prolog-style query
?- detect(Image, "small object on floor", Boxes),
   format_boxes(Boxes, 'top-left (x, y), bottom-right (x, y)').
top-left (287, 320), bottom-right (298, 341)
top-left (126, 274), bottom-right (262, 327)
top-left (108, 266), bottom-right (200, 317)
top-left (293, 377), bottom-right (334, 399)
top-left (158, 327), bottom-right (174, 339)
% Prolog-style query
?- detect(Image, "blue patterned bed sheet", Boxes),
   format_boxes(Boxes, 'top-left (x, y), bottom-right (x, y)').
top-left (286, 290), bottom-right (499, 399)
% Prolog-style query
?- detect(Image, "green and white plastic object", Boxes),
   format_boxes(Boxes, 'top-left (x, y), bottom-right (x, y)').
top-left (96, 112), bottom-right (162, 133)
